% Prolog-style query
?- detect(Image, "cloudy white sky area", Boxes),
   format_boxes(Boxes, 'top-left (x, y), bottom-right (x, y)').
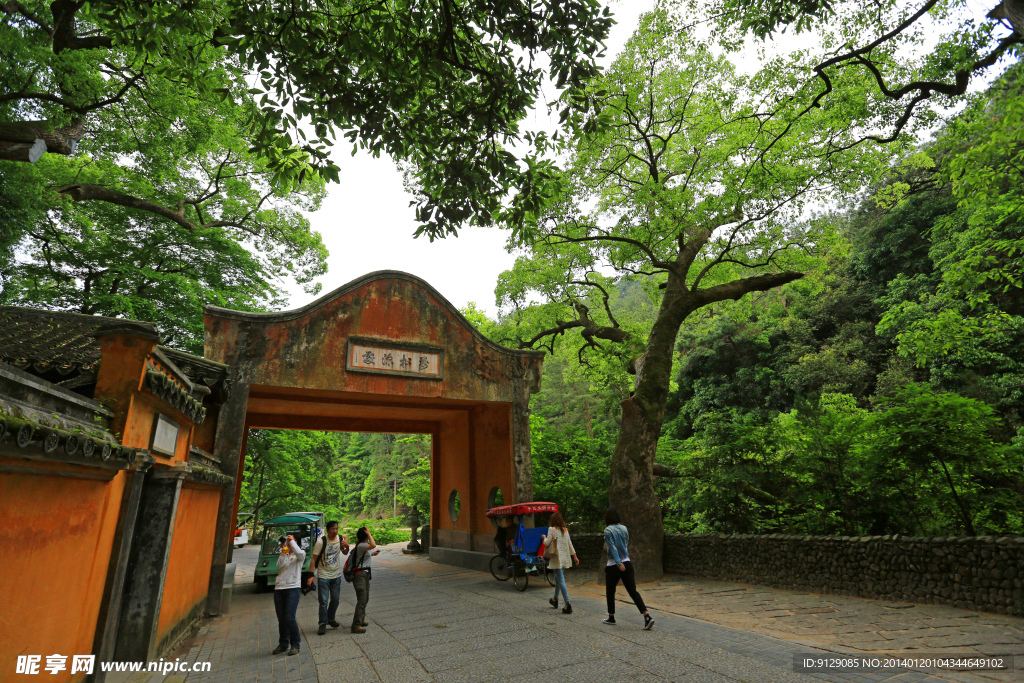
top-left (283, 0), bottom-right (657, 316)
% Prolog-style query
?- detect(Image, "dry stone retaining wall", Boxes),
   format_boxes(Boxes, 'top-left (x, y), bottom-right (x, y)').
top-left (570, 533), bottom-right (604, 572)
top-left (663, 533), bottom-right (1024, 617)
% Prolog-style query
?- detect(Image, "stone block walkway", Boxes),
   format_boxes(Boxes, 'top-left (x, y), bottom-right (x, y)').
top-left (568, 575), bottom-right (1024, 663)
top-left (112, 544), bottom-right (1021, 683)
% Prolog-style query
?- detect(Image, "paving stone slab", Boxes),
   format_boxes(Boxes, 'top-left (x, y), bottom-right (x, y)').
top-left (502, 655), bottom-right (667, 683)
top-left (157, 544), bottom-right (1021, 683)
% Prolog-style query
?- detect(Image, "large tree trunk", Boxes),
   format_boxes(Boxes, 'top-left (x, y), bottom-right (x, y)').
top-left (607, 272), bottom-right (692, 582)
top-left (607, 398), bottom-right (667, 582)
top-left (989, 0), bottom-right (1024, 34)
top-left (605, 268), bottom-right (805, 582)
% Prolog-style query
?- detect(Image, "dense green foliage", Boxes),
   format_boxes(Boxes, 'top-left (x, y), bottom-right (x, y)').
top-left (238, 429), bottom-right (431, 534)
top-left (489, 57), bottom-right (1024, 538)
top-left (1, 0), bottom-right (614, 347)
top-left (648, 64), bottom-right (1024, 536)
top-left (687, 0), bottom-right (1021, 150)
top-left (1, 0), bottom-right (613, 239)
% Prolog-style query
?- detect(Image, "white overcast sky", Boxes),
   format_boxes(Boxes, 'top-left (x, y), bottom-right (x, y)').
top-left (284, 0), bottom-right (657, 316)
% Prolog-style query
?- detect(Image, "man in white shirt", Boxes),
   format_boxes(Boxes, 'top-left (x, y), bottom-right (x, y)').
top-left (308, 521), bottom-right (349, 635)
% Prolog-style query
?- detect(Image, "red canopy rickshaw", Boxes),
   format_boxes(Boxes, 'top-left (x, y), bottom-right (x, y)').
top-left (486, 501), bottom-right (559, 591)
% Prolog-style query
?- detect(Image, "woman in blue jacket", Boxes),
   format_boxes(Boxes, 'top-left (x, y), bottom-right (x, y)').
top-left (603, 508), bottom-right (654, 630)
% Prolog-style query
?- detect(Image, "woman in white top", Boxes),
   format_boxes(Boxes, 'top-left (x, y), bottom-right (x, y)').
top-left (540, 512), bottom-right (579, 614)
top-left (273, 533), bottom-right (306, 655)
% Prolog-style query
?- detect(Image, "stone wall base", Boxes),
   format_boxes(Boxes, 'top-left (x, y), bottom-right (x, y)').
top-left (428, 547), bottom-right (493, 573)
top-left (665, 533), bottom-right (1024, 617)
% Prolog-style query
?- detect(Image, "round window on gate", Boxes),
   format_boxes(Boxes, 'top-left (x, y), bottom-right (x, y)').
top-left (448, 489), bottom-right (461, 522)
top-left (487, 486), bottom-right (504, 509)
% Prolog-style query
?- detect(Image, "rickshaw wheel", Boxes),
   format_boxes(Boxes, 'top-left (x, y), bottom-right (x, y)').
top-left (544, 564), bottom-right (556, 587)
top-left (512, 560), bottom-right (529, 591)
top-left (490, 555), bottom-right (512, 582)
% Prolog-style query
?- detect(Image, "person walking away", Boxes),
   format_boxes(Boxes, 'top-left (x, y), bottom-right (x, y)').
top-left (349, 527), bottom-right (381, 634)
top-left (602, 508), bottom-right (654, 630)
top-left (540, 511), bottom-right (579, 614)
top-left (273, 533), bottom-right (306, 655)
top-left (308, 521), bottom-right (349, 635)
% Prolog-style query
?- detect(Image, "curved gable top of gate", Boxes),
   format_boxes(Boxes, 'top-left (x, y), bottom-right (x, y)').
top-left (203, 271), bottom-right (543, 402)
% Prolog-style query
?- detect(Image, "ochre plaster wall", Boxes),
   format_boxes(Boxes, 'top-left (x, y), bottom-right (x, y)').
top-left (205, 275), bottom-right (541, 405)
top-left (156, 484), bottom-right (221, 653)
top-left (469, 404), bottom-right (513, 551)
top-left (121, 393), bottom-right (193, 464)
top-left (191, 407), bottom-right (218, 453)
top-left (434, 411), bottom-right (472, 550)
top-left (94, 332), bottom-right (196, 468)
top-left (0, 458), bottom-right (127, 682)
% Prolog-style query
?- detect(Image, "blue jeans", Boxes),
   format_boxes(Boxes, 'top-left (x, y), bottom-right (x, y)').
top-left (318, 576), bottom-right (342, 625)
top-left (274, 588), bottom-right (301, 649)
top-left (552, 567), bottom-right (570, 605)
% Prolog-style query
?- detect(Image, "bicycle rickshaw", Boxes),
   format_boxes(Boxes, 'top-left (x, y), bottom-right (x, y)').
top-left (486, 501), bottom-right (558, 591)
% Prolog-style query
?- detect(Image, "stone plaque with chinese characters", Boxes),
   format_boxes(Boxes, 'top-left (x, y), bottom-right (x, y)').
top-left (151, 414), bottom-right (180, 456)
top-left (346, 340), bottom-right (444, 380)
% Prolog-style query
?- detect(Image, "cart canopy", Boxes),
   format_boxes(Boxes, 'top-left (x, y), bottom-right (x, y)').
top-left (485, 502), bottom-right (559, 517)
top-left (259, 513), bottom-right (320, 526)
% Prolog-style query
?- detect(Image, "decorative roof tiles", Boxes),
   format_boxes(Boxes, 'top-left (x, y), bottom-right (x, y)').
top-left (0, 306), bottom-right (158, 376)
top-left (0, 306), bottom-right (227, 397)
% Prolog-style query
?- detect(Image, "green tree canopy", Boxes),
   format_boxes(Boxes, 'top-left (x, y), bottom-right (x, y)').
top-left (496, 9), bottom-right (896, 578)
top-left (683, 0), bottom-right (1022, 147)
top-left (1, 0), bottom-right (614, 238)
top-left (0, 51), bottom-right (327, 349)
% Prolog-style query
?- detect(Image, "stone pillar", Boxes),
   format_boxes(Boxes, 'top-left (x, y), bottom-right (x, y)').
top-left (114, 463), bottom-right (189, 661)
top-left (511, 397), bottom-right (533, 504)
top-left (205, 381), bottom-right (249, 614)
top-left (403, 508), bottom-right (422, 554)
top-left (90, 454), bottom-right (155, 683)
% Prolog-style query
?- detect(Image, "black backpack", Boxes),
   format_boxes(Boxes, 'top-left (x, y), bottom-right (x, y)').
top-left (343, 544), bottom-right (366, 583)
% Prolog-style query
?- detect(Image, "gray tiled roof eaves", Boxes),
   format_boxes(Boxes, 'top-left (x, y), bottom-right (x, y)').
top-left (0, 305), bottom-right (162, 375)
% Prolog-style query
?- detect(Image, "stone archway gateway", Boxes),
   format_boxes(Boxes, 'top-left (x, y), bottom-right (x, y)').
top-left (203, 271), bottom-right (543, 605)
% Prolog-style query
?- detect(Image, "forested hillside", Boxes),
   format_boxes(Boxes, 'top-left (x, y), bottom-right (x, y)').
top-left (237, 429), bottom-right (430, 535)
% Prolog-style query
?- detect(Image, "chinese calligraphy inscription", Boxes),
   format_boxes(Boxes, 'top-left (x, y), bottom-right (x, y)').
top-left (347, 341), bottom-right (443, 379)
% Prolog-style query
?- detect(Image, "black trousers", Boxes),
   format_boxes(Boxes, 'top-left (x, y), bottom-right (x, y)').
top-left (605, 561), bottom-right (647, 615)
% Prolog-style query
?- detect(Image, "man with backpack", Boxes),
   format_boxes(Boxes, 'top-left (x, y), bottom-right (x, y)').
top-left (307, 521), bottom-right (349, 635)
top-left (346, 527), bottom-right (380, 634)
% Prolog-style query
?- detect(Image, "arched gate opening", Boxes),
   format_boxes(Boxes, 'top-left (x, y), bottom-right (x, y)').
top-left (202, 272), bottom-right (543, 607)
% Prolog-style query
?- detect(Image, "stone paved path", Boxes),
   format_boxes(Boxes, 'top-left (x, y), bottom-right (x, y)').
top-left (567, 575), bottom-right (1024, 665)
top-left (117, 545), bottom-right (1021, 683)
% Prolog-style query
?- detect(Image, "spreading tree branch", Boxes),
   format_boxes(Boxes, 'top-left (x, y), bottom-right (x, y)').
top-left (54, 183), bottom-right (263, 235)
top-left (695, 271), bottom-right (805, 305)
